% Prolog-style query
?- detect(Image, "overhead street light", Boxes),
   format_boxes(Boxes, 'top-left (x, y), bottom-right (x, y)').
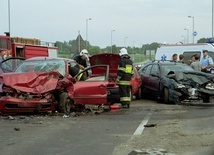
top-left (182, 35), bottom-right (185, 44)
top-left (184, 28), bottom-right (189, 44)
top-left (188, 16), bottom-right (195, 43)
top-left (124, 37), bottom-right (128, 47)
top-left (111, 30), bottom-right (115, 53)
top-left (86, 18), bottom-right (92, 50)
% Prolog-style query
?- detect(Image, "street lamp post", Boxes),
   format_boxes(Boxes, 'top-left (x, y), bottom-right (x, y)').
top-left (188, 16), bottom-right (194, 43)
top-left (132, 41), bottom-right (135, 62)
top-left (212, 0), bottom-right (214, 39)
top-left (182, 35), bottom-right (185, 44)
top-left (184, 28), bottom-right (189, 44)
top-left (86, 18), bottom-right (92, 50)
top-left (8, 0), bottom-right (11, 35)
top-left (124, 37), bottom-right (128, 47)
top-left (111, 30), bottom-right (115, 53)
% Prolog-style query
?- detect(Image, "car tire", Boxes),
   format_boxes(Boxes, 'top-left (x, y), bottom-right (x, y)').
top-left (135, 88), bottom-right (142, 100)
top-left (59, 92), bottom-right (71, 114)
top-left (163, 88), bottom-right (169, 104)
top-left (202, 94), bottom-right (210, 103)
top-left (141, 87), bottom-right (147, 99)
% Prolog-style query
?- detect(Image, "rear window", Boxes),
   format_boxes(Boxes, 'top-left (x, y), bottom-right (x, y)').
top-left (161, 64), bottom-right (194, 76)
top-left (183, 51), bottom-right (201, 64)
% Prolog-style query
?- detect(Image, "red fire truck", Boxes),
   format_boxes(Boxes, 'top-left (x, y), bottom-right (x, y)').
top-left (0, 33), bottom-right (58, 58)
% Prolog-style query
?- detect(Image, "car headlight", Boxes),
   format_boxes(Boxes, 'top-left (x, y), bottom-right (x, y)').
top-left (177, 84), bottom-right (185, 88)
top-left (205, 83), bottom-right (214, 90)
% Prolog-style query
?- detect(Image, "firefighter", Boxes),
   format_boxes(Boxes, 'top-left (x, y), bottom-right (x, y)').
top-left (116, 48), bottom-right (134, 108)
top-left (73, 49), bottom-right (89, 69)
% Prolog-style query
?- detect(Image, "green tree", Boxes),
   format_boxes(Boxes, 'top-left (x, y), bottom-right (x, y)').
top-left (197, 38), bottom-right (209, 43)
top-left (89, 46), bottom-right (102, 55)
top-left (56, 41), bottom-right (72, 54)
top-left (112, 45), bottom-right (118, 54)
top-left (102, 46), bottom-right (111, 53)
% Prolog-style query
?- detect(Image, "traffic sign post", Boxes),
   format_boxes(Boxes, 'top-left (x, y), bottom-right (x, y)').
top-left (193, 31), bottom-right (198, 37)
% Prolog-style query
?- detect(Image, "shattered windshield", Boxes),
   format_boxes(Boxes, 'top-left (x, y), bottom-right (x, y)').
top-left (161, 64), bottom-right (194, 76)
top-left (14, 59), bottom-right (66, 76)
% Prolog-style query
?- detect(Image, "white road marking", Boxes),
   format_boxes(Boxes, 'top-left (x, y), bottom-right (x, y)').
top-left (133, 112), bottom-right (152, 136)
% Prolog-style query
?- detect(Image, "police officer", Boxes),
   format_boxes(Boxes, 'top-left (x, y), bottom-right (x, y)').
top-left (116, 48), bottom-right (133, 108)
top-left (201, 49), bottom-right (214, 73)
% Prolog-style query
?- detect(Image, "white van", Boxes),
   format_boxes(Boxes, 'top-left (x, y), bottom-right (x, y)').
top-left (155, 43), bottom-right (214, 64)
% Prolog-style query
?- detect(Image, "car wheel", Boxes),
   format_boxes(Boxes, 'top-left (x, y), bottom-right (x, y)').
top-left (59, 92), bottom-right (71, 114)
top-left (163, 88), bottom-right (169, 104)
top-left (141, 87), bottom-right (147, 99)
top-left (135, 88), bottom-right (142, 100)
top-left (202, 94), bottom-right (210, 103)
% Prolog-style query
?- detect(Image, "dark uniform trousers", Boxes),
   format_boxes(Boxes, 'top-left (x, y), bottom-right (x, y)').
top-left (117, 57), bottom-right (133, 107)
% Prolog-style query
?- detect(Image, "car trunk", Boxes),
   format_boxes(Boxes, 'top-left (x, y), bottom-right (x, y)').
top-left (89, 53), bottom-right (120, 82)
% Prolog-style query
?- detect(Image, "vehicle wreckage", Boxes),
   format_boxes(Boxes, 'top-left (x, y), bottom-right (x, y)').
top-left (0, 54), bottom-right (141, 115)
top-left (163, 71), bottom-right (214, 104)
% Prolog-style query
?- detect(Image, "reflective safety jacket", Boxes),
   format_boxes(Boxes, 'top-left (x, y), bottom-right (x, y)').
top-left (116, 55), bottom-right (133, 85)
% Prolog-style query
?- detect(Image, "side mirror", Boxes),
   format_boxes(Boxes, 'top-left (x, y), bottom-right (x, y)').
top-left (150, 73), bottom-right (160, 77)
top-left (167, 71), bottom-right (175, 79)
top-left (167, 73), bottom-right (176, 79)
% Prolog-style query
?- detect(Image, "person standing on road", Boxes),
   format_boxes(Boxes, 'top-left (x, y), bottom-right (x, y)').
top-left (190, 54), bottom-right (201, 71)
top-left (189, 54), bottom-right (196, 65)
top-left (116, 48), bottom-right (134, 108)
top-left (171, 53), bottom-right (177, 62)
top-left (179, 54), bottom-right (184, 63)
top-left (201, 50), bottom-right (214, 73)
top-left (73, 49), bottom-right (89, 69)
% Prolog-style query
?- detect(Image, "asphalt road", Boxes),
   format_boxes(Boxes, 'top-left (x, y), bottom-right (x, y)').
top-left (0, 99), bottom-right (214, 155)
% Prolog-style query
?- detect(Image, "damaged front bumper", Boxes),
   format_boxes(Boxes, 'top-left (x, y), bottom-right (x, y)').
top-left (0, 96), bottom-right (55, 114)
top-left (169, 87), bottom-right (214, 103)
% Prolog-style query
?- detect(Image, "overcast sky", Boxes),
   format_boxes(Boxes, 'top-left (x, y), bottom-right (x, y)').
top-left (0, 0), bottom-right (213, 48)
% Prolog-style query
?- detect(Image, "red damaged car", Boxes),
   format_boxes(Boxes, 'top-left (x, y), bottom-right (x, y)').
top-left (89, 53), bottom-right (142, 102)
top-left (0, 54), bottom-right (141, 114)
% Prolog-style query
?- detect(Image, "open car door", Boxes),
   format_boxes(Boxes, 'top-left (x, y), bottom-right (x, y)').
top-left (73, 65), bottom-right (109, 105)
top-left (1, 57), bottom-right (25, 72)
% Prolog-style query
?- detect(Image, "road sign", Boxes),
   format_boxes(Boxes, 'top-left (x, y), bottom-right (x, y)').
top-left (193, 31), bottom-right (198, 37)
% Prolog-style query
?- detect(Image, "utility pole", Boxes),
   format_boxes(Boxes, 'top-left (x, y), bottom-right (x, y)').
top-left (111, 30), bottom-right (115, 53)
top-left (8, 0), bottom-right (11, 35)
top-left (86, 18), bottom-right (92, 50)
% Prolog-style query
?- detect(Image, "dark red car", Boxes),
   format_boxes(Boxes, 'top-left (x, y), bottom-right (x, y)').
top-left (89, 53), bottom-right (142, 102)
top-left (0, 54), bottom-right (141, 114)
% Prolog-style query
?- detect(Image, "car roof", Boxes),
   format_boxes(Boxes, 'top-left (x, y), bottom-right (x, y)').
top-left (150, 60), bottom-right (187, 65)
top-left (25, 57), bottom-right (74, 62)
top-left (140, 61), bottom-right (190, 70)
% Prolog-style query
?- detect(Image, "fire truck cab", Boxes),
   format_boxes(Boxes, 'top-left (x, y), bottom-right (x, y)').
top-left (0, 34), bottom-right (58, 58)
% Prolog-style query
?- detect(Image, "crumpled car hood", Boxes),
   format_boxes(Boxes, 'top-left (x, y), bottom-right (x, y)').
top-left (174, 71), bottom-right (214, 85)
top-left (2, 71), bottom-right (73, 94)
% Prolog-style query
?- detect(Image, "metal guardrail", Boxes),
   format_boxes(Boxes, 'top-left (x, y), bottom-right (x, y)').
top-left (40, 41), bottom-right (56, 47)
top-left (11, 37), bottom-right (57, 47)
